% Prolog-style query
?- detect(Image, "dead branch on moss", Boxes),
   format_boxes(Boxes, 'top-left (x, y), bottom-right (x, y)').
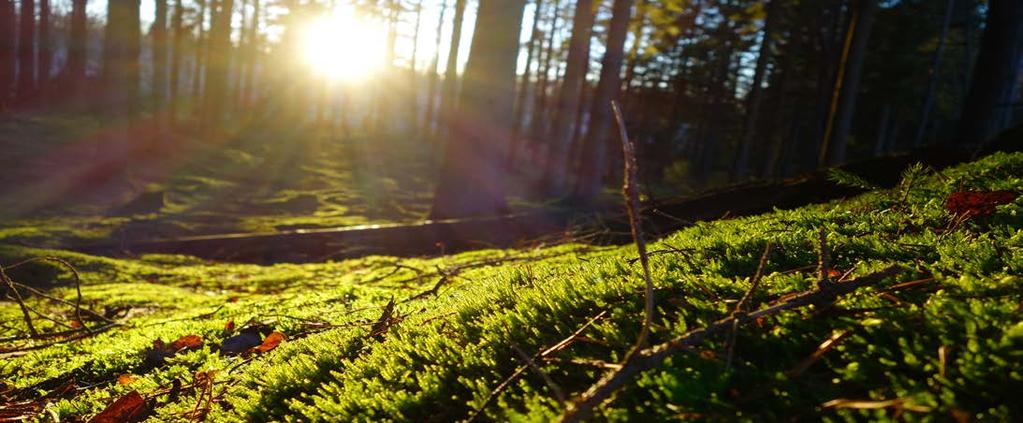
top-left (613, 100), bottom-right (655, 364)
top-left (467, 311), bottom-right (608, 422)
top-left (725, 242), bottom-right (772, 370)
top-left (561, 265), bottom-right (902, 422)
top-left (1, 266), bottom-right (38, 336)
top-left (786, 329), bottom-right (851, 378)
top-left (511, 341), bottom-right (566, 405)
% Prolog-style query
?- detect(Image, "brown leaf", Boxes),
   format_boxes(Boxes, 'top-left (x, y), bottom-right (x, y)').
top-left (224, 320), bottom-right (235, 332)
top-left (117, 374), bottom-right (136, 385)
top-left (249, 331), bottom-right (286, 354)
top-left (945, 190), bottom-right (1018, 217)
top-left (70, 319), bottom-right (83, 329)
top-left (89, 391), bottom-right (148, 423)
top-left (827, 268), bottom-right (842, 279)
top-left (170, 334), bottom-right (204, 352)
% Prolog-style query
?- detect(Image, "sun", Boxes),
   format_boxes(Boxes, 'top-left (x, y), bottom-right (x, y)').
top-left (301, 9), bottom-right (388, 82)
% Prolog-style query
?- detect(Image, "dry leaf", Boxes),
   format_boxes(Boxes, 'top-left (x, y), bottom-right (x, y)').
top-left (170, 334), bottom-right (204, 352)
top-left (249, 331), bottom-right (286, 354)
top-left (88, 390), bottom-right (148, 423)
top-left (945, 190), bottom-right (1017, 217)
top-left (117, 374), bottom-right (136, 385)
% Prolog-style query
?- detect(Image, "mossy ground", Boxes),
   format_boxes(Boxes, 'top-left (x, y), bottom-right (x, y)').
top-left (2, 152), bottom-right (1022, 421)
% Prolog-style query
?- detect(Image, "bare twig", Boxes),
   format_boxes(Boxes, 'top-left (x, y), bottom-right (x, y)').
top-left (0, 267), bottom-right (37, 336)
top-left (817, 229), bottom-right (832, 289)
top-left (467, 311), bottom-right (607, 422)
top-left (511, 341), bottom-right (566, 405)
top-left (725, 243), bottom-right (772, 370)
top-left (2, 257), bottom-right (87, 331)
top-left (613, 100), bottom-right (655, 362)
top-left (786, 329), bottom-right (851, 378)
top-left (561, 265), bottom-right (902, 422)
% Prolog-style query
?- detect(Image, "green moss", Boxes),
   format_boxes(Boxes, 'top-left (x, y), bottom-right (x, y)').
top-left (3, 152), bottom-right (1023, 421)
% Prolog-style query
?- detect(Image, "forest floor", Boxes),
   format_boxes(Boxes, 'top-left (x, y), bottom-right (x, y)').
top-left (0, 114), bottom-right (562, 249)
top-left (1, 149), bottom-right (1021, 421)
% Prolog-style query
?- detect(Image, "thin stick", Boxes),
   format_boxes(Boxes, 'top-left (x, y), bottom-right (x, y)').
top-left (468, 311), bottom-right (607, 422)
top-left (561, 265), bottom-right (902, 422)
top-left (0, 266), bottom-right (37, 336)
top-left (725, 242), bottom-right (772, 369)
top-left (3, 257), bottom-right (87, 330)
top-left (511, 341), bottom-right (566, 405)
top-left (613, 100), bottom-right (655, 362)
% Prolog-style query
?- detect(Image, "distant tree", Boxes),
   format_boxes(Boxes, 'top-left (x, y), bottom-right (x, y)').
top-left (431, 0), bottom-right (527, 218)
top-left (508, 0), bottom-right (546, 167)
top-left (422, 0), bottom-right (447, 135)
top-left (66, 0), bottom-right (89, 94)
top-left (0, 0), bottom-right (15, 107)
top-left (957, 0), bottom-right (1023, 146)
top-left (819, 0), bottom-right (878, 166)
top-left (436, 0), bottom-right (468, 141)
top-left (574, 0), bottom-right (633, 201)
top-left (168, 0), bottom-right (184, 123)
top-left (103, 0), bottom-right (142, 114)
top-left (731, 0), bottom-right (777, 180)
top-left (191, 0), bottom-right (208, 117)
top-left (202, 0), bottom-right (234, 132)
top-left (544, 0), bottom-right (596, 196)
top-left (153, 0), bottom-right (169, 108)
top-left (17, 0), bottom-right (36, 102)
top-left (240, 0), bottom-right (260, 107)
top-left (912, 0), bottom-right (955, 148)
top-left (38, 0), bottom-right (51, 100)
top-left (529, 0), bottom-right (561, 148)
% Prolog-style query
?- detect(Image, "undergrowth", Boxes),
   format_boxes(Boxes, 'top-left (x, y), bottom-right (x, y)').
top-left (1, 152), bottom-right (1022, 421)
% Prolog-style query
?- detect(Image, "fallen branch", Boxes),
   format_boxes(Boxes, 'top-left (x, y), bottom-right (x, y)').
top-left (561, 265), bottom-right (902, 422)
top-left (725, 243), bottom-right (772, 369)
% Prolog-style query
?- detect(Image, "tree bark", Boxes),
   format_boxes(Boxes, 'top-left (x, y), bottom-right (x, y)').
top-left (957, 0), bottom-right (1023, 146)
top-left (731, 0), bottom-right (777, 181)
top-left (103, 0), bottom-right (142, 115)
top-left (153, 0), bottom-right (168, 109)
top-left (436, 0), bottom-right (468, 141)
top-left (1, 0), bottom-right (18, 108)
top-left (543, 0), bottom-right (596, 197)
top-left (573, 0), bottom-right (633, 201)
top-left (819, 0), bottom-right (877, 167)
top-left (16, 0), bottom-right (36, 102)
top-left (430, 0), bottom-right (526, 219)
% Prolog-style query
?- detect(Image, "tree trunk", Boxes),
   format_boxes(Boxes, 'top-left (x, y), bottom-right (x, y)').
top-left (913, 0), bottom-right (955, 148)
top-left (423, 0), bottom-right (448, 136)
top-left (507, 0), bottom-right (545, 167)
top-left (1, 0), bottom-right (18, 108)
top-left (543, 0), bottom-right (596, 197)
top-left (240, 0), bottom-right (260, 108)
top-left (436, 0), bottom-right (468, 141)
top-left (528, 0), bottom-right (561, 145)
top-left (37, 0), bottom-right (50, 101)
top-left (431, 0), bottom-right (526, 219)
top-left (731, 0), bottom-right (777, 181)
top-left (957, 0), bottom-right (1023, 146)
top-left (202, 0), bottom-right (234, 133)
top-left (103, 0), bottom-right (141, 115)
top-left (16, 0), bottom-right (36, 102)
top-left (573, 0), bottom-right (633, 201)
top-left (169, 0), bottom-right (184, 123)
top-left (620, 0), bottom-right (646, 109)
top-left (67, 0), bottom-right (88, 95)
top-left (819, 0), bottom-right (877, 167)
top-left (409, 0), bottom-right (424, 131)
top-left (191, 0), bottom-right (208, 118)
top-left (153, 0), bottom-right (168, 109)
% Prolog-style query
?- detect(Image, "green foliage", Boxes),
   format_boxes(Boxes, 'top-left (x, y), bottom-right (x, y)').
top-left (2, 153), bottom-right (1023, 421)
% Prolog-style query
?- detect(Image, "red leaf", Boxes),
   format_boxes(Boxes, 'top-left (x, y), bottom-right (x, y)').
top-left (249, 331), bottom-right (286, 354)
top-left (224, 320), bottom-right (235, 332)
top-left (170, 335), bottom-right (204, 352)
top-left (89, 391), bottom-right (148, 423)
top-left (827, 268), bottom-right (842, 279)
top-left (117, 374), bottom-right (136, 385)
top-left (945, 190), bottom-right (1017, 217)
